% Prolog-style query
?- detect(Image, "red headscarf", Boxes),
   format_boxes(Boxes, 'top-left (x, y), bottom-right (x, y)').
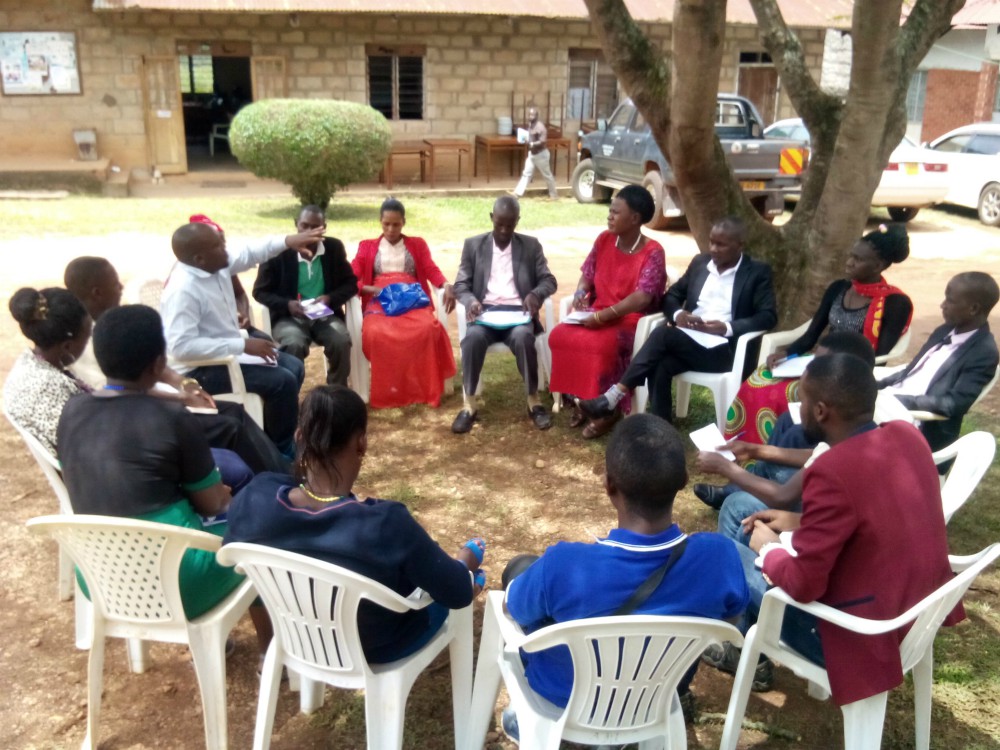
top-left (189, 214), bottom-right (223, 234)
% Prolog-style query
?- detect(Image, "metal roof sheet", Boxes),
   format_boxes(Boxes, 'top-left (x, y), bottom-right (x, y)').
top-left (953, 0), bottom-right (1000, 26)
top-left (91, 0), bottom-right (854, 28)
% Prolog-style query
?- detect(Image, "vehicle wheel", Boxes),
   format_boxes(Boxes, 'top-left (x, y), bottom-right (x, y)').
top-left (887, 206), bottom-right (920, 222)
top-left (978, 184), bottom-right (1000, 226)
top-left (641, 171), bottom-right (677, 230)
top-left (571, 158), bottom-right (611, 204)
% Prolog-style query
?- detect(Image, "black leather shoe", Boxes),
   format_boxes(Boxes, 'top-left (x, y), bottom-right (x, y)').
top-left (451, 410), bottom-right (477, 434)
top-left (693, 483), bottom-right (728, 510)
top-left (528, 405), bottom-right (553, 430)
top-left (576, 394), bottom-right (617, 419)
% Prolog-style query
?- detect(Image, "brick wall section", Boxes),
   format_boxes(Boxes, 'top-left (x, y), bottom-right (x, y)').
top-left (922, 66), bottom-right (998, 143)
top-left (0, 0), bottom-right (825, 173)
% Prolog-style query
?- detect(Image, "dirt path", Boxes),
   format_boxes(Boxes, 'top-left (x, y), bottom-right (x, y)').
top-left (1, 207), bottom-right (998, 749)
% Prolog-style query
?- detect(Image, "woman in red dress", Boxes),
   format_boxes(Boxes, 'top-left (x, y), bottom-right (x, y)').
top-left (351, 198), bottom-right (457, 408)
top-left (548, 185), bottom-right (666, 438)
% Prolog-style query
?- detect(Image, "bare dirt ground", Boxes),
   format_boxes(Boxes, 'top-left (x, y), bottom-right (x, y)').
top-left (1, 204), bottom-right (999, 749)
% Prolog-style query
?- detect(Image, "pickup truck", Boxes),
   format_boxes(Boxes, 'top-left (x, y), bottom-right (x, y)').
top-left (572, 94), bottom-right (808, 228)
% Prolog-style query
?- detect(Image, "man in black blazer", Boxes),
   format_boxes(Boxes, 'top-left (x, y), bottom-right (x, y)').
top-left (581, 216), bottom-right (777, 422)
top-left (253, 205), bottom-right (358, 386)
top-left (880, 271), bottom-right (999, 452)
top-left (451, 196), bottom-right (558, 433)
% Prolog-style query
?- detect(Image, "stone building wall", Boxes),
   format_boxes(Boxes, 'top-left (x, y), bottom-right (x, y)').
top-left (0, 0), bottom-right (824, 173)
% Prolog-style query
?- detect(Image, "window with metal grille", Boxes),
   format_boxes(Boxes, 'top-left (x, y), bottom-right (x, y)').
top-left (178, 54), bottom-right (214, 95)
top-left (567, 49), bottom-right (619, 121)
top-left (366, 44), bottom-right (425, 120)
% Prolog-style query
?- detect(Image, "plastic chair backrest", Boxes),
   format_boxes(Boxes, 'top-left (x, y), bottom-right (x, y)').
top-left (3, 408), bottom-right (72, 515)
top-left (897, 543), bottom-right (1000, 671)
top-left (933, 431), bottom-right (997, 522)
top-left (27, 514), bottom-right (220, 628)
top-left (218, 543), bottom-right (423, 681)
top-left (519, 614), bottom-right (741, 735)
top-left (136, 278), bottom-right (165, 309)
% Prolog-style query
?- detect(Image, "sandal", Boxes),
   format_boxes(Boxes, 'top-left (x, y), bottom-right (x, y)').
top-left (569, 405), bottom-right (588, 428)
top-left (582, 412), bottom-right (622, 439)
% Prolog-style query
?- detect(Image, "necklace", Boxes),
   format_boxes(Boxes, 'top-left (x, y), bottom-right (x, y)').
top-left (299, 483), bottom-right (350, 504)
top-left (616, 232), bottom-right (644, 254)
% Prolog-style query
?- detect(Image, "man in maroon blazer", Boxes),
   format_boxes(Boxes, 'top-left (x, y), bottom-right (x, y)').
top-left (745, 354), bottom-right (961, 706)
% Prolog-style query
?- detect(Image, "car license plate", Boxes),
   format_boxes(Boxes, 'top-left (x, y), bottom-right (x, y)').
top-left (905, 163), bottom-right (919, 175)
top-left (740, 181), bottom-right (766, 190)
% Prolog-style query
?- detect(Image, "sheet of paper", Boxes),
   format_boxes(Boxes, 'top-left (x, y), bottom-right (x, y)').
top-left (237, 353), bottom-right (277, 367)
top-left (689, 422), bottom-right (736, 461)
top-left (476, 310), bottom-right (531, 329)
top-left (301, 298), bottom-right (334, 320)
top-left (770, 354), bottom-right (813, 378)
top-left (787, 402), bottom-right (802, 425)
top-left (679, 326), bottom-right (729, 349)
top-left (873, 391), bottom-right (917, 425)
top-left (561, 310), bottom-right (592, 325)
top-left (185, 406), bottom-right (219, 415)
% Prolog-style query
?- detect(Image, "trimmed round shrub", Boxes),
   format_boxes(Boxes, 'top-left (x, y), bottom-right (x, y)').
top-left (230, 99), bottom-right (392, 208)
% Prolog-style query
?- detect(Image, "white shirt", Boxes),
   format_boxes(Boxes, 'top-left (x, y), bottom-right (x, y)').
top-left (886, 328), bottom-right (973, 397)
top-left (161, 235), bottom-right (287, 371)
top-left (377, 236), bottom-right (408, 274)
top-left (483, 239), bottom-right (521, 306)
top-left (675, 256), bottom-right (743, 337)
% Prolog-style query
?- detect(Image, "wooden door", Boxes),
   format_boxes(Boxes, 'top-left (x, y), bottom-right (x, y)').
top-left (251, 56), bottom-right (287, 100)
top-left (738, 66), bottom-right (779, 126)
top-left (140, 55), bottom-right (187, 174)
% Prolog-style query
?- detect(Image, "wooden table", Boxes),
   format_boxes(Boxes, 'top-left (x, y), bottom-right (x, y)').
top-left (380, 140), bottom-right (429, 189)
top-left (474, 135), bottom-right (573, 183)
top-left (423, 138), bottom-right (472, 188)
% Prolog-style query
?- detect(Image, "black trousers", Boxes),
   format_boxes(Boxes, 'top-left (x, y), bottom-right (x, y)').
top-left (461, 321), bottom-right (538, 397)
top-left (196, 400), bottom-right (289, 474)
top-left (621, 325), bottom-right (733, 420)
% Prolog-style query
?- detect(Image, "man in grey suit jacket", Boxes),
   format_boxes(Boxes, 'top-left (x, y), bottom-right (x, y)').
top-left (880, 271), bottom-right (999, 452)
top-left (451, 196), bottom-right (558, 433)
top-left (581, 216), bottom-right (777, 422)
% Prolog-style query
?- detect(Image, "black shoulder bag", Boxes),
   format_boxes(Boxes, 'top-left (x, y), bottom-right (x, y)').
top-left (612, 538), bottom-right (688, 616)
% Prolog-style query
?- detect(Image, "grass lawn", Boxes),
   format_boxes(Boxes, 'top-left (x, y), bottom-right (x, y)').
top-left (0, 195), bottom-right (997, 748)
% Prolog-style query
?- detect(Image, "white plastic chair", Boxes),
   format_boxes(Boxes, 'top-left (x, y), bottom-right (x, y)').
top-left (209, 123), bottom-right (230, 156)
top-left (26, 514), bottom-right (257, 750)
top-left (469, 589), bottom-right (743, 750)
top-left (216, 542), bottom-right (474, 750)
top-left (933, 431), bottom-right (997, 522)
top-left (719, 543), bottom-right (1000, 750)
top-left (135, 278), bottom-right (266, 428)
top-left (908, 365), bottom-right (1000, 423)
top-left (343, 285), bottom-right (452, 404)
top-left (455, 297), bottom-right (554, 396)
top-left (630, 320), bottom-right (765, 429)
top-left (757, 319), bottom-right (912, 367)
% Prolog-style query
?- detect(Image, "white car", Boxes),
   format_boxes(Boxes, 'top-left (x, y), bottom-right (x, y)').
top-left (925, 123), bottom-right (1000, 226)
top-left (764, 118), bottom-right (949, 222)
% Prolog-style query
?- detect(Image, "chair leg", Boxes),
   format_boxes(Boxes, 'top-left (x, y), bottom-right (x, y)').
top-left (719, 628), bottom-right (764, 750)
top-left (82, 625), bottom-right (106, 750)
top-left (253, 644), bottom-right (285, 750)
top-left (187, 624), bottom-right (231, 750)
top-left (841, 692), bottom-right (888, 750)
top-left (126, 637), bottom-right (149, 674)
top-left (365, 671), bottom-right (409, 750)
top-left (299, 676), bottom-right (325, 714)
top-left (663, 692), bottom-right (685, 750)
top-left (58, 547), bottom-right (73, 601)
top-left (675, 381), bottom-right (692, 418)
top-left (912, 645), bottom-right (934, 750)
top-left (468, 607), bottom-right (504, 750)
top-left (74, 582), bottom-right (92, 650)
top-left (448, 607), bottom-right (474, 750)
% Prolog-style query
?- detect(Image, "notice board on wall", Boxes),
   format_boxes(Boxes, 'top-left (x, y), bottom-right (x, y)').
top-left (0, 31), bottom-right (81, 96)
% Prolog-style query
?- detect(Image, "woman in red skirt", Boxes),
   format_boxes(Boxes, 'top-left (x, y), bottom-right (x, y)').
top-left (352, 198), bottom-right (457, 408)
top-left (548, 185), bottom-right (666, 438)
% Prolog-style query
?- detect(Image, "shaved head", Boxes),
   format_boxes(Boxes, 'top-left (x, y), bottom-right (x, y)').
top-left (171, 222), bottom-right (218, 262)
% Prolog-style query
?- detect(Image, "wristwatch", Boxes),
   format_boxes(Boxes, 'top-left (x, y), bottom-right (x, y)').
top-left (180, 377), bottom-right (201, 392)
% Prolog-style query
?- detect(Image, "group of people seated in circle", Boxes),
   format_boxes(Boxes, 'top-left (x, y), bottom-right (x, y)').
top-left (4, 190), bottom-right (999, 741)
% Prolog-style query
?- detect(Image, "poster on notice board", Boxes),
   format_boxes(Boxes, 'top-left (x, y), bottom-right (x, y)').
top-left (0, 31), bottom-right (81, 96)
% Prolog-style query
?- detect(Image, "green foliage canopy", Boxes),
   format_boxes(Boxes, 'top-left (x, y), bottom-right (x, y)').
top-left (229, 99), bottom-right (392, 208)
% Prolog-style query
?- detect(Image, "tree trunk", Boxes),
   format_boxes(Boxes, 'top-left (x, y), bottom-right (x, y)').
top-left (585, 0), bottom-right (966, 325)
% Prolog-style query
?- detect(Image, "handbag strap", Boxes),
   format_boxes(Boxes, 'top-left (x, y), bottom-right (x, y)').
top-left (612, 538), bottom-right (688, 617)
